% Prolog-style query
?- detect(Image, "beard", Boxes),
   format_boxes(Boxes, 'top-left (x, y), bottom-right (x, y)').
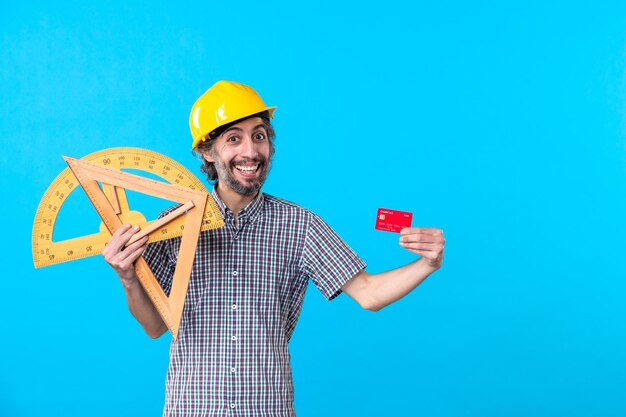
top-left (211, 151), bottom-right (271, 196)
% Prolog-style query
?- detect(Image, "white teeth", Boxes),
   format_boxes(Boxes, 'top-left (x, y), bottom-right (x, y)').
top-left (235, 165), bottom-right (258, 172)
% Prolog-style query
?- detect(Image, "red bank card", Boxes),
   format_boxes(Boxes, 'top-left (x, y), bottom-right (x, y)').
top-left (375, 208), bottom-right (413, 233)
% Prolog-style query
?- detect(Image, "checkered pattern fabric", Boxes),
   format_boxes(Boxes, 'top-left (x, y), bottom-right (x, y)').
top-left (143, 188), bottom-right (366, 416)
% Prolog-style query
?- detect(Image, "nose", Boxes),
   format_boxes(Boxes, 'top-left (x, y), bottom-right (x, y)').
top-left (239, 135), bottom-right (258, 159)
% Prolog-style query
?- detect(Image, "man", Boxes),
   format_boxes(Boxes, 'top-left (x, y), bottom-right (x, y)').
top-left (103, 80), bottom-right (445, 416)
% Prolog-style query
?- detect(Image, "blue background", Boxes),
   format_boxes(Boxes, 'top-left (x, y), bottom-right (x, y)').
top-left (2, 1), bottom-right (626, 416)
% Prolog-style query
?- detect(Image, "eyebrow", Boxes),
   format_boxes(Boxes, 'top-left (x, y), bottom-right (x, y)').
top-left (222, 123), bottom-right (267, 136)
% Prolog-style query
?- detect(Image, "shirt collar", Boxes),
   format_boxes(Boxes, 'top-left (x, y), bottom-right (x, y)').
top-left (210, 183), bottom-right (264, 224)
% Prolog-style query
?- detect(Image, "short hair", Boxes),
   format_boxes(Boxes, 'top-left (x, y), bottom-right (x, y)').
top-left (192, 116), bottom-right (276, 182)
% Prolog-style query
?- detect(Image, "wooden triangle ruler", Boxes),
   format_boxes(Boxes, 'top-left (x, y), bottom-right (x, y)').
top-left (33, 148), bottom-right (224, 339)
top-left (32, 148), bottom-right (223, 267)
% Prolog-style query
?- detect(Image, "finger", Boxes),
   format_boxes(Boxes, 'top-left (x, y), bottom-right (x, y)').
top-left (123, 242), bottom-right (148, 265)
top-left (112, 236), bottom-right (148, 263)
top-left (105, 224), bottom-right (140, 254)
top-left (104, 230), bottom-right (146, 262)
top-left (400, 233), bottom-right (446, 244)
top-left (109, 241), bottom-right (148, 270)
top-left (106, 224), bottom-right (133, 248)
top-left (122, 235), bottom-right (149, 253)
top-left (400, 227), bottom-right (443, 236)
top-left (110, 223), bottom-right (134, 240)
top-left (405, 248), bottom-right (444, 263)
top-left (400, 242), bottom-right (444, 252)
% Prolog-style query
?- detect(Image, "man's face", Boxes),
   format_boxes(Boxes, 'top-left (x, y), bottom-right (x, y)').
top-left (202, 117), bottom-right (272, 196)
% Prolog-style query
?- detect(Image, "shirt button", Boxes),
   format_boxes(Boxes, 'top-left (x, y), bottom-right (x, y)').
top-left (231, 335), bottom-right (237, 341)
top-left (230, 403), bottom-right (236, 409)
top-left (232, 270), bottom-right (238, 276)
top-left (232, 304), bottom-right (237, 310)
top-left (230, 367), bottom-right (236, 373)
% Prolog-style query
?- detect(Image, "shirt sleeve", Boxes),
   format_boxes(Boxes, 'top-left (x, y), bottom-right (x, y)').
top-left (301, 213), bottom-right (367, 300)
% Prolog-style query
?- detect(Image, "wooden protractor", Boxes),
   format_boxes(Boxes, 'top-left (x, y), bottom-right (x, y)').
top-left (32, 148), bottom-right (225, 339)
top-left (32, 147), bottom-right (222, 268)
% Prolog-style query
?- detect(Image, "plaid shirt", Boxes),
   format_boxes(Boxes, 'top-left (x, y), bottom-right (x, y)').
top-left (143, 188), bottom-right (366, 417)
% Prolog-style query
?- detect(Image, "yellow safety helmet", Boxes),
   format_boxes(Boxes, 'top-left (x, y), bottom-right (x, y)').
top-left (189, 80), bottom-right (277, 149)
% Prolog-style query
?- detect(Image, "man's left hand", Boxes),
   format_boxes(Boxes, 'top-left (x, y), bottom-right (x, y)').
top-left (399, 227), bottom-right (445, 270)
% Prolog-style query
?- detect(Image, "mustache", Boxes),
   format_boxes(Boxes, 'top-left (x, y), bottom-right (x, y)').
top-left (230, 156), bottom-right (267, 166)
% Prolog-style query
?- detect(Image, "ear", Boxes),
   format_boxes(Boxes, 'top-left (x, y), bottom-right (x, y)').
top-left (200, 150), bottom-right (214, 163)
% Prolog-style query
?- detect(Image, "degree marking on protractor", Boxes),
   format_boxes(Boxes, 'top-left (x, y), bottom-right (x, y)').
top-left (32, 147), bottom-right (222, 268)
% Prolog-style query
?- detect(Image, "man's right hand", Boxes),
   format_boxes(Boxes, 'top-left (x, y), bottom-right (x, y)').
top-left (102, 224), bottom-right (166, 338)
top-left (102, 224), bottom-right (149, 288)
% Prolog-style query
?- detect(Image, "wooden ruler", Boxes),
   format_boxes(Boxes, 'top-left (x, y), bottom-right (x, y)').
top-left (32, 147), bottom-right (222, 267)
top-left (32, 148), bottom-right (224, 338)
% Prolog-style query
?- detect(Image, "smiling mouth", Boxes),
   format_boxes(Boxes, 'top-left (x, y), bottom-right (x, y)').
top-left (234, 164), bottom-right (260, 173)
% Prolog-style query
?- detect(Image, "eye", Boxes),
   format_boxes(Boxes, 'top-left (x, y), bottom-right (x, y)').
top-left (226, 135), bottom-right (239, 142)
top-left (253, 132), bottom-right (266, 141)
